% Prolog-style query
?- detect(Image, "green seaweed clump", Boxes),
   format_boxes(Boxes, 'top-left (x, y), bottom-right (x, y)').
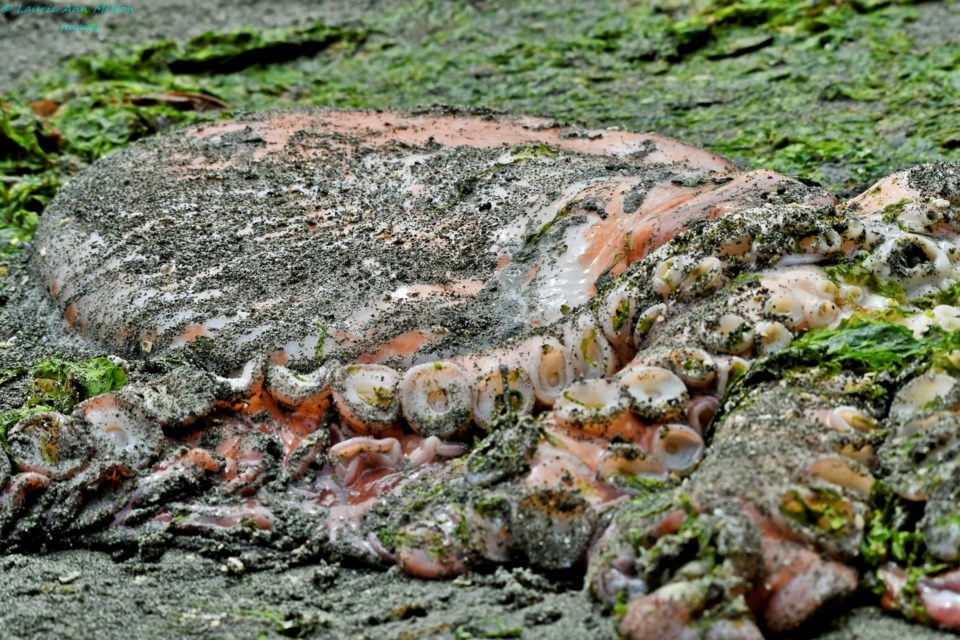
top-left (740, 319), bottom-right (929, 389)
top-left (860, 482), bottom-right (949, 621)
top-left (0, 356), bottom-right (127, 445)
top-left (862, 481), bottom-right (927, 570)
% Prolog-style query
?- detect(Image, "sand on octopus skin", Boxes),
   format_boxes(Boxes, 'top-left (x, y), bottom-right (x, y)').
top-left (29, 108), bottom-right (826, 374)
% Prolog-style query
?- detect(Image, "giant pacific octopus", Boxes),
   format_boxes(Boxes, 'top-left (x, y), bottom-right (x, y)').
top-left (7, 109), bottom-right (960, 638)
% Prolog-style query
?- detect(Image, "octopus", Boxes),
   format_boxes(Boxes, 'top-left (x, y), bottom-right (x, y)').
top-left (6, 108), bottom-right (960, 638)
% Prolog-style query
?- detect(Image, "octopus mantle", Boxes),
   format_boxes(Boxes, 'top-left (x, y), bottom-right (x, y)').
top-left (8, 109), bottom-right (960, 638)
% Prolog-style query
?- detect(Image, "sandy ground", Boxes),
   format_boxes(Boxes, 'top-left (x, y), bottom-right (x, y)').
top-left (0, 0), bottom-right (385, 90)
top-left (2, 2), bottom-right (960, 639)
top-left (0, 549), bottom-right (617, 640)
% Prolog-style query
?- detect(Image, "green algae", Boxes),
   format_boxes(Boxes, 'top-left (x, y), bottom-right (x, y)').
top-left (1, 0), bottom-right (957, 274)
top-left (824, 255), bottom-right (909, 303)
top-left (0, 356), bottom-right (127, 446)
top-left (738, 319), bottom-right (952, 390)
top-left (226, 607), bottom-right (328, 639)
top-left (862, 481), bottom-right (927, 570)
top-left (722, 318), bottom-right (960, 421)
top-left (860, 481), bottom-right (949, 620)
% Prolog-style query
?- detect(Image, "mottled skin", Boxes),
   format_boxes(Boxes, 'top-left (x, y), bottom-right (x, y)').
top-left (586, 162), bottom-right (960, 638)
top-left (29, 109), bottom-right (818, 372)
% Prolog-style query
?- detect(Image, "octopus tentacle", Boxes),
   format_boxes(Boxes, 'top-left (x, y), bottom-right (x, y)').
top-left (0, 472), bottom-right (51, 534)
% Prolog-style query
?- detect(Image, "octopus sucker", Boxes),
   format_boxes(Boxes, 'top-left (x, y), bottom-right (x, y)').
top-left (263, 362), bottom-right (334, 413)
top-left (755, 320), bottom-right (793, 355)
top-left (650, 424), bottom-right (705, 475)
top-left (527, 337), bottom-right (576, 407)
top-left (616, 365), bottom-right (688, 423)
top-left (597, 444), bottom-right (669, 485)
top-left (594, 282), bottom-right (640, 363)
top-left (552, 378), bottom-right (632, 437)
top-left (564, 317), bottom-right (619, 379)
top-left (398, 361), bottom-right (473, 437)
top-left (470, 365), bottom-right (536, 429)
top-left (10, 109), bottom-right (960, 636)
top-left (331, 363), bottom-right (403, 434)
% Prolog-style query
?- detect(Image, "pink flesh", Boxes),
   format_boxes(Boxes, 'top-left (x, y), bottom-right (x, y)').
top-left (170, 323), bottom-right (213, 348)
top-left (355, 329), bottom-right (440, 364)
top-left (881, 565), bottom-right (960, 629)
top-left (686, 395), bottom-right (721, 435)
top-left (525, 170), bottom-right (815, 302)
top-left (97, 383), bottom-right (466, 541)
top-left (396, 540), bottom-right (468, 579)
top-left (525, 418), bottom-right (649, 508)
top-left (619, 588), bottom-right (700, 640)
top-left (760, 538), bottom-right (857, 633)
top-left (194, 111), bottom-right (737, 174)
top-left (847, 169), bottom-right (921, 217)
top-left (559, 178), bottom-right (711, 276)
top-left (919, 583), bottom-right (960, 627)
top-left (2, 472), bottom-right (50, 510)
top-left (622, 170), bottom-right (808, 268)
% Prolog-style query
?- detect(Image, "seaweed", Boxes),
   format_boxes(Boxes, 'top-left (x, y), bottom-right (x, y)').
top-left (740, 318), bottom-right (931, 387)
top-left (824, 255), bottom-right (907, 303)
top-left (0, 356), bottom-right (127, 445)
top-left (862, 481), bottom-right (927, 570)
top-left (859, 481), bottom-right (949, 619)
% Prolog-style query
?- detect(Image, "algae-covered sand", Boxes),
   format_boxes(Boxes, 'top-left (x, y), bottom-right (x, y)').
top-left (1, 1), bottom-right (960, 638)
